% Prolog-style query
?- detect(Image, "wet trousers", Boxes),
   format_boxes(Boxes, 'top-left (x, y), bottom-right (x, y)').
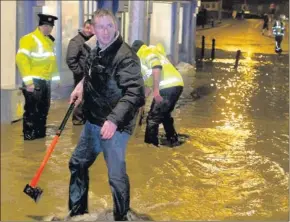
top-left (72, 75), bottom-right (85, 125)
top-left (145, 86), bottom-right (183, 146)
top-left (68, 121), bottom-right (130, 220)
top-left (22, 79), bottom-right (51, 140)
top-left (275, 36), bottom-right (283, 53)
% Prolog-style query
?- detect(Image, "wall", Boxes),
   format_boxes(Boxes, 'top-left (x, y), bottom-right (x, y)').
top-left (201, 1), bottom-right (219, 11)
top-left (42, 1), bottom-right (80, 89)
top-left (61, 1), bottom-right (79, 71)
top-left (150, 2), bottom-right (172, 54)
top-left (150, 2), bottom-right (183, 57)
top-left (179, 7), bottom-right (183, 45)
top-left (1, 1), bottom-right (17, 88)
top-left (124, 11), bottom-right (130, 43)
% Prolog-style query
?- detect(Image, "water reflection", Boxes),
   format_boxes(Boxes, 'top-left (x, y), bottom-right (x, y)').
top-left (1, 52), bottom-right (288, 221)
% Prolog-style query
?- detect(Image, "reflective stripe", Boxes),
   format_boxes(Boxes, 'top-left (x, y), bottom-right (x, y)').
top-left (141, 63), bottom-right (152, 81)
top-left (31, 34), bottom-right (55, 58)
top-left (159, 57), bottom-right (170, 65)
top-left (23, 76), bottom-right (51, 82)
top-left (17, 48), bottom-right (31, 57)
top-left (143, 69), bottom-right (152, 81)
top-left (52, 76), bottom-right (60, 81)
top-left (31, 51), bottom-right (55, 58)
top-left (23, 76), bottom-right (33, 83)
top-left (146, 54), bottom-right (159, 66)
top-left (159, 77), bottom-right (182, 87)
top-left (32, 34), bottom-right (44, 53)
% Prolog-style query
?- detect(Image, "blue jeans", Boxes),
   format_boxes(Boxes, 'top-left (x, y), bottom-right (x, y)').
top-left (68, 121), bottom-right (130, 220)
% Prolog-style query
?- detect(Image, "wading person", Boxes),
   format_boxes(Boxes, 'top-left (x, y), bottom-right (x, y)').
top-left (262, 13), bottom-right (269, 36)
top-left (131, 41), bottom-right (184, 148)
top-left (66, 19), bottom-right (93, 125)
top-left (16, 13), bottom-right (59, 140)
top-left (68, 9), bottom-right (145, 220)
top-left (272, 16), bottom-right (285, 54)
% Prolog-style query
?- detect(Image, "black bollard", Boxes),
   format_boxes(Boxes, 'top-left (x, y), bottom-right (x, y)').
top-left (211, 39), bottom-right (215, 60)
top-left (201, 36), bottom-right (205, 60)
top-left (234, 50), bottom-right (241, 69)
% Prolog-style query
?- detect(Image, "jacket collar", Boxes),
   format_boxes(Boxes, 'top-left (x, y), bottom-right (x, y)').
top-left (33, 27), bottom-right (46, 37)
top-left (137, 44), bottom-right (148, 57)
top-left (79, 31), bottom-right (93, 41)
top-left (85, 35), bottom-right (98, 49)
top-left (33, 28), bottom-right (53, 42)
top-left (96, 32), bottom-right (123, 57)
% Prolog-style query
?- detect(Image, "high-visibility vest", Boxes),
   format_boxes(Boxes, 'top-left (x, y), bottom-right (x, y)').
top-left (16, 28), bottom-right (59, 85)
top-left (137, 44), bottom-right (184, 90)
top-left (272, 21), bottom-right (285, 36)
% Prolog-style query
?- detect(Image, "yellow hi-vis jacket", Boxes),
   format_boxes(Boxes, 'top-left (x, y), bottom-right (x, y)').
top-left (16, 28), bottom-right (60, 85)
top-left (137, 44), bottom-right (184, 90)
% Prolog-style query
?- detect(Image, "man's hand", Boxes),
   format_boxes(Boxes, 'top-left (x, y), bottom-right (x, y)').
top-left (153, 90), bottom-right (163, 103)
top-left (26, 83), bottom-right (35, 92)
top-left (69, 80), bottom-right (83, 106)
top-left (100, 120), bottom-right (117, 139)
top-left (152, 68), bottom-right (163, 103)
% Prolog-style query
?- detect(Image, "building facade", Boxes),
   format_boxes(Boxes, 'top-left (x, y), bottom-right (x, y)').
top-left (1, 0), bottom-right (200, 123)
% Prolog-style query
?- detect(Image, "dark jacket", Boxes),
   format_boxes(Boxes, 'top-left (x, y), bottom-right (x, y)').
top-left (263, 14), bottom-right (269, 24)
top-left (78, 35), bottom-right (97, 74)
top-left (83, 33), bottom-right (145, 135)
top-left (66, 32), bottom-right (93, 81)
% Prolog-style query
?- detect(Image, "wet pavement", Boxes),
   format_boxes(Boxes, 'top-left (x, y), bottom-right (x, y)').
top-left (1, 19), bottom-right (289, 221)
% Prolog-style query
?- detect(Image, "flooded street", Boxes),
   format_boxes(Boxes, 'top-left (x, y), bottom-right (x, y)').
top-left (1, 19), bottom-right (289, 221)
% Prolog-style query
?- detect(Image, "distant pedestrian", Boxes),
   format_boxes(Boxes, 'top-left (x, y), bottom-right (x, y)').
top-left (272, 16), bottom-right (285, 54)
top-left (269, 3), bottom-right (276, 23)
top-left (209, 16), bottom-right (214, 27)
top-left (241, 10), bottom-right (245, 20)
top-left (262, 13), bottom-right (269, 35)
top-left (232, 10), bottom-right (237, 19)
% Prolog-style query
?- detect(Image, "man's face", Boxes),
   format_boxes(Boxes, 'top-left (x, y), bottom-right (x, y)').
top-left (42, 24), bottom-right (53, 35)
top-left (83, 23), bottom-right (93, 36)
top-left (92, 15), bottom-right (117, 47)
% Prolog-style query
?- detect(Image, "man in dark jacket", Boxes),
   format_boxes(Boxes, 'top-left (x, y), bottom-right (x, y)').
top-left (66, 19), bottom-right (93, 125)
top-left (68, 9), bottom-right (145, 221)
top-left (78, 35), bottom-right (97, 71)
top-left (262, 13), bottom-right (269, 35)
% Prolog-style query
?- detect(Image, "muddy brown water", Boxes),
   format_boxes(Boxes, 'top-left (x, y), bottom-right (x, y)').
top-left (1, 53), bottom-right (288, 221)
top-left (1, 21), bottom-right (289, 220)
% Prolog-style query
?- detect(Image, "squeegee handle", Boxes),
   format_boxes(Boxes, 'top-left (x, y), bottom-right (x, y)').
top-left (30, 102), bottom-right (75, 187)
top-left (57, 103), bottom-right (75, 136)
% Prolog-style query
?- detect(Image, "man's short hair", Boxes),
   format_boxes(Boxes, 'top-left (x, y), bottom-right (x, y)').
top-left (92, 9), bottom-right (117, 25)
top-left (84, 19), bottom-right (92, 26)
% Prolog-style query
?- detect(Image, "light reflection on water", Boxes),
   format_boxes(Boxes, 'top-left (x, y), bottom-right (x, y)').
top-left (1, 53), bottom-right (288, 220)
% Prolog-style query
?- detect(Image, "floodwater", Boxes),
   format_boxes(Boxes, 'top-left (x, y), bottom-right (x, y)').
top-left (1, 20), bottom-right (289, 221)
